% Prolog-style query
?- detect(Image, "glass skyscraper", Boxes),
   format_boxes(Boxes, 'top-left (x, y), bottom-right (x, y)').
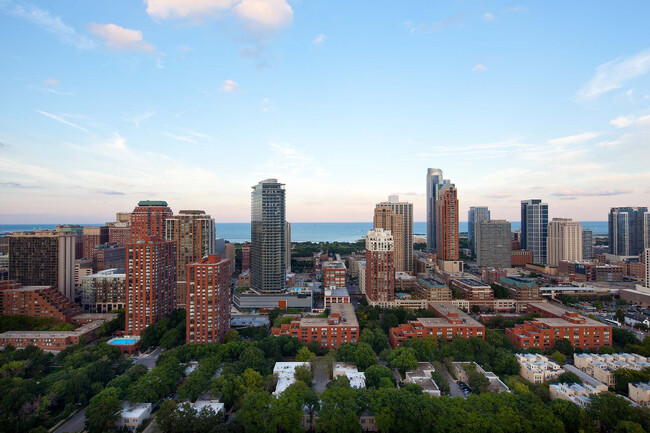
top-left (468, 206), bottom-right (490, 255)
top-left (608, 207), bottom-right (648, 256)
top-left (521, 199), bottom-right (549, 264)
top-left (426, 168), bottom-right (444, 253)
top-left (251, 179), bottom-right (286, 293)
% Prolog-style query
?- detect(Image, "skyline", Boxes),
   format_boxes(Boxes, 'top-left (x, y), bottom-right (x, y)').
top-left (1, 1), bottom-right (650, 224)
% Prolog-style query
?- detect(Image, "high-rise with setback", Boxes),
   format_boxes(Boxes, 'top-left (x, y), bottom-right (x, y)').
top-left (365, 228), bottom-right (395, 302)
top-left (426, 168), bottom-right (444, 253)
top-left (521, 199), bottom-right (549, 264)
top-left (165, 210), bottom-right (216, 282)
top-left (374, 195), bottom-right (413, 273)
top-left (131, 200), bottom-right (173, 243)
top-left (436, 184), bottom-right (460, 261)
top-left (251, 179), bottom-right (286, 293)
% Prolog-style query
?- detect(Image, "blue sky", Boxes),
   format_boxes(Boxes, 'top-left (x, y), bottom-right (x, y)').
top-left (1, 0), bottom-right (649, 224)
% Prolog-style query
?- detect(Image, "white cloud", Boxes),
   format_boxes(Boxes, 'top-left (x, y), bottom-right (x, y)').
top-left (219, 79), bottom-right (238, 93)
top-left (610, 114), bottom-right (650, 128)
top-left (260, 97), bottom-right (272, 112)
top-left (144, 0), bottom-right (293, 32)
top-left (44, 78), bottom-right (59, 86)
top-left (577, 48), bottom-right (650, 99)
top-left (548, 132), bottom-right (599, 146)
top-left (472, 64), bottom-right (487, 72)
top-left (88, 23), bottom-right (155, 52)
top-left (313, 34), bottom-right (326, 44)
top-left (165, 132), bottom-right (198, 143)
top-left (129, 111), bottom-right (156, 127)
top-left (35, 110), bottom-right (88, 132)
top-left (3, 1), bottom-right (95, 49)
top-left (33, 86), bottom-right (73, 96)
top-left (483, 13), bottom-right (494, 21)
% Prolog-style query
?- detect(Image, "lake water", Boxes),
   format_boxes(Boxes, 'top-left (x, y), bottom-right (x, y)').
top-left (0, 221), bottom-right (609, 243)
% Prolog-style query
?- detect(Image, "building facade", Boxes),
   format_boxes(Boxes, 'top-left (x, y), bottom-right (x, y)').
top-left (468, 206), bottom-right (490, 255)
top-left (547, 218), bottom-right (583, 266)
top-left (374, 195), bottom-right (413, 273)
top-left (91, 243), bottom-right (126, 272)
top-left (609, 207), bottom-right (649, 256)
top-left (365, 228), bottom-right (395, 302)
top-left (131, 200), bottom-right (173, 243)
top-left (426, 168), bottom-right (444, 253)
top-left (186, 255), bottom-right (231, 344)
top-left (323, 261), bottom-right (347, 288)
top-left (251, 179), bottom-right (286, 293)
top-left (81, 269), bottom-right (126, 313)
top-left (125, 237), bottom-right (176, 335)
top-left (0, 281), bottom-right (82, 321)
top-left (56, 225), bottom-right (84, 259)
top-left (82, 226), bottom-right (109, 259)
top-left (165, 210), bottom-right (216, 283)
top-left (476, 220), bottom-right (511, 268)
top-left (436, 184), bottom-right (460, 261)
top-left (242, 241), bottom-right (251, 271)
top-left (582, 229), bottom-right (593, 260)
top-left (8, 231), bottom-right (76, 299)
top-left (521, 199), bottom-right (549, 264)
top-left (108, 223), bottom-right (131, 247)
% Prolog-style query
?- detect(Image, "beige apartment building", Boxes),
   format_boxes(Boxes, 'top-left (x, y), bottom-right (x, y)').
top-left (374, 195), bottom-right (413, 273)
top-left (547, 218), bottom-right (582, 266)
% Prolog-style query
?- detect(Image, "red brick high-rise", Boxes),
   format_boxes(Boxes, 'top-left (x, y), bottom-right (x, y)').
top-left (125, 237), bottom-right (176, 335)
top-left (186, 255), bottom-right (231, 344)
top-left (241, 242), bottom-right (251, 272)
top-left (436, 184), bottom-right (459, 261)
top-left (365, 228), bottom-right (395, 303)
top-left (131, 201), bottom-right (173, 243)
top-left (82, 226), bottom-right (109, 259)
top-left (108, 223), bottom-right (131, 247)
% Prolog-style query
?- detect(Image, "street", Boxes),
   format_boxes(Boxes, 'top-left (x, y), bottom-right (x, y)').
top-left (54, 409), bottom-right (85, 433)
top-left (313, 358), bottom-right (330, 393)
top-left (438, 367), bottom-right (466, 398)
top-left (133, 347), bottom-right (163, 370)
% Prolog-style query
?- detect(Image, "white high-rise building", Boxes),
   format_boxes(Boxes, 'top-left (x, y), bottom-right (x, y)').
top-left (468, 207), bottom-right (491, 255)
top-left (546, 218), bottom-right (583, 266)
top-left (374, 195), bottom-right (413, 273)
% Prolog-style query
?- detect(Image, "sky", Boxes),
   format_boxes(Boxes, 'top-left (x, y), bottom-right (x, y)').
top-left (0, 0), bottom-right (649, 224)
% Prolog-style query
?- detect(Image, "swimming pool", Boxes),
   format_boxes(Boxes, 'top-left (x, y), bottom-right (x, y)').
top-left (108, 338), bottom-right (137, 346)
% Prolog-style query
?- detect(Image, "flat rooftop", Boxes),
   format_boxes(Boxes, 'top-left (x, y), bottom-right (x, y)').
top-left (300, 303), bottom-right (358, 327)
top-left (323, 261), bottom-right (346, 269)
top-left (455, 278), bottom-right (490, 287)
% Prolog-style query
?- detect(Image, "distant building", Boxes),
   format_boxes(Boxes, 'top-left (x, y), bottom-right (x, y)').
top-left (516, 353), bottom-right (564, 383)
top-left (414, 251), bottom-right (437, 275)
top-left (8, 231), bottom-right (76, 299)
top-left (273, 362), bottom-right (311, 395)
top-left (645, 249), bottom-right (650, 289)
top-left (241, 241), bottom-right (251, 271)
top-left (286, 221), bottom-right (292, 273)
top-left (549, 383), bottom-right (602, 408)
top-left (609, 207), bottom-right (648, 256)
top-left (436, 184), bottom-right (459, 261)
top-left (238, 269), bottom-right (250, 288)
top-left (582, 229), bottom-right (594, 260)
top-left (476, 220), bottom-right (511, 268)
top-left (251, 179), bottom-right (286, 293)
top-left (468, 206), bottom-right (490, 255)
top-left (521, 199), bottom-right (549, 264)
top-left (108, 223), bottom-right (131, 247)
top-left (323, 261), bottom-right (346, 288)
top-left (186, 255), bottom-right (231, 344)
top-left (511, 250), bottom-right (533, 267)
top-left (365, 228), bottom-right (395, 303)
top-left (547, 218), bottom-right (582, 266)
top-left (0, 281), bottom-right (81, 321)
top-left (82, 226), bottom-right (109, 259)
top-left (125, 237), bottom-right (176, 335)
top-left (333, 363), bottom-right (366, 388)
top-left (389, 303), bottom-right (485, 347)
top-left (75, 258), bottom-right (93, 286)
top-left (91, 243), bottom-right (125, 272)
top-left (56, 225), bottom-right (84, 258)
top-left (80, 269), bottom-right (126, 313)
top-left (0, 317), bottom-right (110, 352)
top-left (324, 287), bottom-right (350, 308)
top-left (426, 168), bottom-right (444, 253)
top-left (224, 243), bottom-right (236, 275)
top-left (117, 402), bottom-right (152, 432)
top-left (414, 276), bottom-right (452, 302)
top-left (498, 276), bottom-right (541, 304)
top-left (558, 260), bottom-right (624, 283)
top-left (573, 353), bottom-right (650, 388)
top-left (449, 278), bottom-right (494, 310)
top-left (374, 195), bottom-right (413, 273)
top-left (131, 200), bottom-right (173, 243)
top-left (358, 261), bottom-right (366, 294)
top-left (271, 303), bottom-right (359, 348)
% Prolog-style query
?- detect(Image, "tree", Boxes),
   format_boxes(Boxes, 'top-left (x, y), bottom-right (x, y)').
top-left (554, 371), bottom-right (582, 384)
top-left (616, 308), bottom-right (625, 325)
top-left (212, 373), bottom-right (245, 409)
top-left (241, 368), bottom-right (263, 392)
top-left (317, 383), bottom-right (361, 433)
top-left (588, 393), bottom-right (639, 433)
top-left (551, 399), bottom-right (596, 433)
top-left (353, 343), bottom-right (378, 371)
top-left (225, 330), bottom-right (240, 343)
top-left (492, 350), bottom-right (520, 376)
top-left (337, 343), bottom-right (357, 363)
top-left (295, 346), bottom-right (314, 362)
top-left (294, 364), bottom-right (313, 388)
top-left (160, 328), bottom-right (182, 349)
top-left (615, 421), bottom-right (646, 433)
top-left (238, 346), bottom-right (266, 373)
top-left (85, 387), bottom-right (121, 433)
top-left (237, 390), bottom-right (276, 433)
top-left (365, 365), bottom-right (394, 389)
top-left (467, 370), bottom-right (490, 394)
top-left (550, 351), bottom-right (567, 366)
top-left (380, 313), bottom-right (399, 333)
top-left (387, 347), bottom-right (418, 374)
top-left (553, 339), bottom-right (574, 357)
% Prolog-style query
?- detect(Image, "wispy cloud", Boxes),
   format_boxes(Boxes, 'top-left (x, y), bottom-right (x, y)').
top-left (610, 113), bottom-right (650, 128)
top-left (485, 193), bottom-right (512, 199)
top-left (260, 97), bottom-right (272, 113)
top-left (33, 86), bottom-right (73, 96)
top-left (219, 79), bottom-right (239, 93)
top-left (483, 13), bottom-right (494, 21)
top-left (0, 181), bottom-right (42, 189)
top-left (548, 132), bottom-right (599, 145)
top-left (87, 23), bottom-right (155, 52)
top-left (129, 111), bottom-right (156, 127)
top-left (165, 132), bottom-right (198, 143)
top-left (313, 34), bottom-right (326, 44)
top-left (97, 190), bottom-right (125, 196)
top-left (44, 78), bottom-right (59, 86)
top-left (577, 48), bottom-right (650, 99)
top-left (472, 64), bottom-right (487, 72)
top-left (2, 1), bottom-right (95, 49)
top-left (403, 14), bottom-right (466, 34)
top-left (552, 188), bottom-right (632, 197)
top-left (35, 110), bottom-right (88, 132)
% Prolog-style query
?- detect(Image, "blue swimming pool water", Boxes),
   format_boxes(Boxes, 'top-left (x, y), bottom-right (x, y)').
top-left (109, 338), bottom-right (137, 345)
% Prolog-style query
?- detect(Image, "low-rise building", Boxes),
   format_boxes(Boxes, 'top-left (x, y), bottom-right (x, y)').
top-left (453, 362), bottom-right (510, 393)
top-left (389, 303), bottom-right (485, 347)
top-left (192, 399), bottom-right (225, 415)
top-left (404, 362), bottom-right (441, 396)
top-left (629, 382), bottom-right (650, 407)
top-left (516, 353), bottom-right (564, 383)
top-left (323, 261), bottom-right (346, 288)
top-left (549, 383), bottom-right (602, 408)
top-left (573, 353), bottom-right (650, 388)
top-left (449, 278), bottom-right (494, 310)
top-left (80, 268), bottom-right (126, 313)
top-left (0, 281), bottom-right (82, 321)
top-left (271, 303), bottom-right (359, 348)
top-left (324, 287), bottom-right (350, 308)
top-left (273, 362), bottom-right (311, 395)
top-left (511, 250), bottom-right (533, 267)
top-left (117, 402), bottom-right (152, 432)
top-left (558, 260), bottom-right (624, 283)
top-left (395, 272), bottom-right (418, 292)
top-left (414, 277), bottom-right (452, 302)
top-left (506, 304), bottom-right (612, 350)
top-left (333, 363), bottom-right (366, 388)
top-left (498, 276), bottom-right (541, 303)
top-left (0, 317), bottom-right (110, 351)
top-left (238, 269), bottom-right (251, 288)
